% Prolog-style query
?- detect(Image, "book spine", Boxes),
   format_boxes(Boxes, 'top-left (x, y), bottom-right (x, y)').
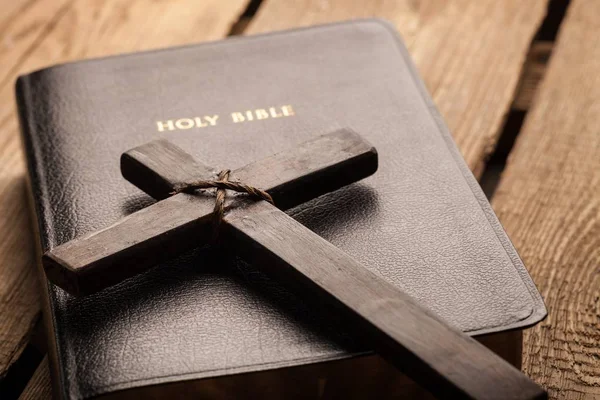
top-left (15, 74), bottom-right (68, 400)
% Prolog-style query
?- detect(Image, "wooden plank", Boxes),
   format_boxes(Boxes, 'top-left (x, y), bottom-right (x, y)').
top-left (246, 0), bottom-right (548, 177)
top-left (492, 1), bottom-right (600, 399)
top-left (45, 130), bottom-right (377, 295)
top-left (0, 0), bottom-right (249, 378)
top-left (225, 200), bottom-right (546, 400)
top-left (0, 0), bottom-right (70, 378)
top-left (18, 357), bottom-right (51, 400)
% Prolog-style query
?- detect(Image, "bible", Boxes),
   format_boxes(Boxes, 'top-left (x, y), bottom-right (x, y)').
top-left (17, 19), bottom-right (546, 399)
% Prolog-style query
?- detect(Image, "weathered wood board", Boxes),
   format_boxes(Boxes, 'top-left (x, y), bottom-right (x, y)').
top-left (5, 0), bottom-right (555, 398)
top-left (0, 0), bottom-right (249, 378)
top-left (492, 1), bottom-right (600, 398)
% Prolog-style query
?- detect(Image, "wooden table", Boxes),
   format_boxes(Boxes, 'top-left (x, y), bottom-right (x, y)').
top-left (1, 1), bottom-right (597, 399)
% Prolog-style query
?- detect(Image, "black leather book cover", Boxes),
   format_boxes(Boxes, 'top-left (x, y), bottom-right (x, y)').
top-left (16, 19), bottom-right (546, 399)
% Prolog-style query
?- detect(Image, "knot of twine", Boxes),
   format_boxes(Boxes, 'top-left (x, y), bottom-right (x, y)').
top-left (171, 170), bottom-right (273, 239)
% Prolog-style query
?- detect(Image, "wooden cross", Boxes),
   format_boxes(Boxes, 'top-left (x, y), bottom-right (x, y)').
top-left (43, 129), bottom-right (546, 400)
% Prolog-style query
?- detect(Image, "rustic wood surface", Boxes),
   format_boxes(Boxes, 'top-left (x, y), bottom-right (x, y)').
top-left (492, 1), bottom-right (600, 399)
top-left (0, 0), bottom-right (545, 381)
top-left (0, 0), bottom-right (249, 379)
top-left (7, 0), bottom-right (600, 399)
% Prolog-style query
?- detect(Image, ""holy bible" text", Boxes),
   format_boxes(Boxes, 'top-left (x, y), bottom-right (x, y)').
top-left (156, 105), bottom-right (295, 132)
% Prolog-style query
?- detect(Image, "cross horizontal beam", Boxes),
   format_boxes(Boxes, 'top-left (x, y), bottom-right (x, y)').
top-left (43, 129), bottom-right (377, 295)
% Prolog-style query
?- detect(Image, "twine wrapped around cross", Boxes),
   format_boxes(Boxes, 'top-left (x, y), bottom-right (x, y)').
top-left (171, 169), bottom-right (274, 237)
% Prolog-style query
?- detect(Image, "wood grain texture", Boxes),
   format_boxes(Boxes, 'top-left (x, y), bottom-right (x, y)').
top-left (245, 0), bottom-right (548, 177)
top-left (0, 0), bottom-right (248, 377)
top-left (18, 357), bottom-right (51, 400)
top-left (225, 201), bottom-right (546, 400)
top-left (492, 1), bottom-right (600, 399)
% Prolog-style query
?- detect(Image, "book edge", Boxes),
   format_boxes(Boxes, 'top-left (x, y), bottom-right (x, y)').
top-left (86, 331), bottom-right (521, 399)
